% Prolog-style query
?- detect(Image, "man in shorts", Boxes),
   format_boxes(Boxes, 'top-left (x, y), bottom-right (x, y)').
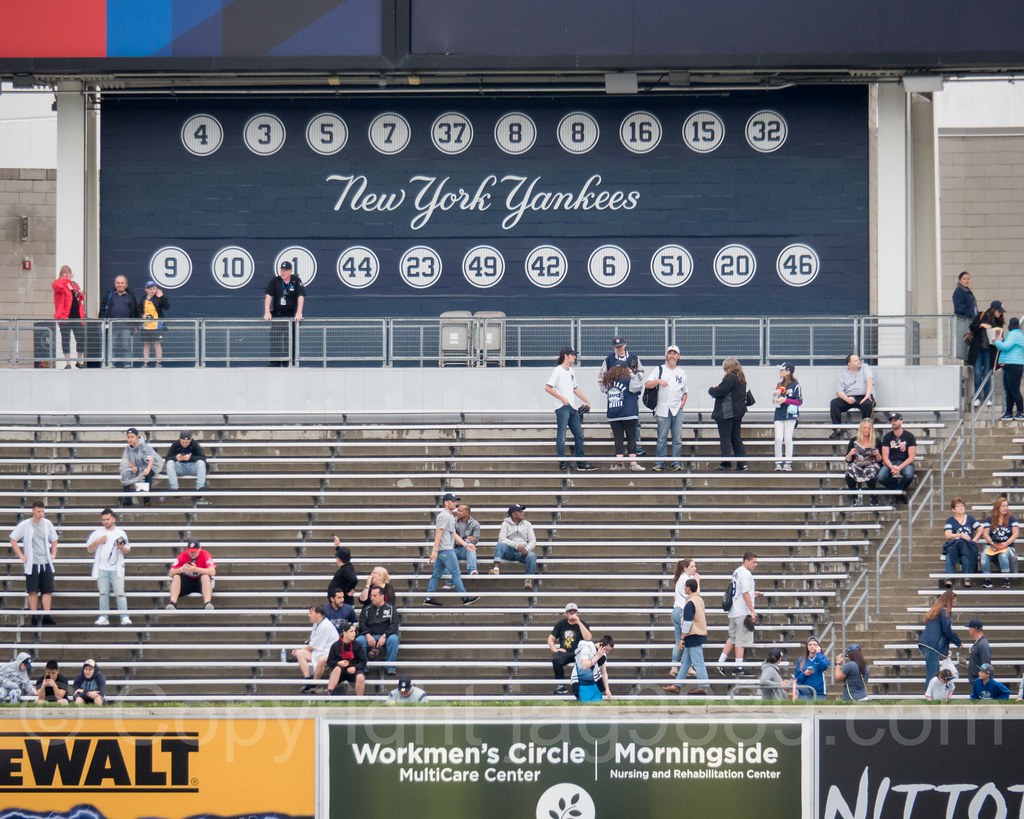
top-left (166, 539), bottom-right (216, 610)
top-left (719, 552), bottom-right (762, 674)
top-left (9, 501), bottom-right (59, 626)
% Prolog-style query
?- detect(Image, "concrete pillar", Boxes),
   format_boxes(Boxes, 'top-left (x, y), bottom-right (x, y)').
top-left (55, 82), bottom-right (92, 309)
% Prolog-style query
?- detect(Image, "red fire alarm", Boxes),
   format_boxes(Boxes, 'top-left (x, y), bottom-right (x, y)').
top-left (21, 258), bottom-right (32, 271)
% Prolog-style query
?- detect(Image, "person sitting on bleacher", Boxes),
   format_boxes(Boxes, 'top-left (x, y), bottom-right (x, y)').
top-left (293, 604), bottom-right (339, 692)
top-left (328, 538), bottom-right (358, 606)
top-left (980, 495), bottom-right (1019, 589)
top-left (325, 621), bottom-right (367, 697)
top-left (829, 354), bottom-right (875, 439)
top-left (357, 585), bottom-right (400, 676)
top-left (324, 588), bottom-right (355, 633)
top-left (844, 419), bottom-right (882, 507)
top-left (548, 603), bottom-right (592, 695)
top-left (970, 663), bottom-right (1011, 700)
top-left (489, 504), bottom-right (539, 590)
top-left (119, 428), bottom-right (164, 507)
top-left (166, 539), bottom-right (216, 610)
top-left (759, 648), bottom-right (787, 700)
top-left (877, 413), bottom-right (916, 498)
top-left (943, 497), bottom-right (982, 588)
top-left (71, 658), bottom-right (106, 706)
top-left (163, 430), bottom-right (209, 505)
top-left (358, 566), bottom-right (396, 607)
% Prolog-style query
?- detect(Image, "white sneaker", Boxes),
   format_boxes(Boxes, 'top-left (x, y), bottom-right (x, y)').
top-left (783, 464), bottom-right (793, 472)
top-left (120, 616), bottom-right (132, 625)
top-left (629, 461), bottom-right (645, 471)
top-left (94, 615), bottom-right (109, 626)
top-left (774, 463), bottom-right (783, 471)
top-left (986, 399), bottom-right (993, 407)
top-left (973, 398), bottom-right (981, 408)
top-left (489, 566), bottom-right (500, 575)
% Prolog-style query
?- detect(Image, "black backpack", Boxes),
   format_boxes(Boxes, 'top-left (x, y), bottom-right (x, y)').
top-left (721, 571), bottom-right (736, 612)
top-left (642, 365), bottom-right (662, 411)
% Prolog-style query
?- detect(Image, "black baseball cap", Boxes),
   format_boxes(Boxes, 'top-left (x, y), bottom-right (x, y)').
top-left (889, 412), bottom-right (903, 421)
top-left (186, 539), bottom-right (201, 550)
top-left (611, 336), bottom-right (627, 347)
top-left (398, 676), bottom-right (413, 692)
top-left (280, 260), bottom-right (293, 270)
top-left (559, 347), bottom-right (577, 357)
top-left (507, 504), bottom-right (526, 515)
top-left (441, 493), bottom-right (461, 503)
top-left (967, 619), bottom-right (984, 630)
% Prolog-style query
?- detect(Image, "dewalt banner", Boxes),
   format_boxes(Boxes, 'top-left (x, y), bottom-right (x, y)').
top-left (0, 715), bottom-right (314, 819)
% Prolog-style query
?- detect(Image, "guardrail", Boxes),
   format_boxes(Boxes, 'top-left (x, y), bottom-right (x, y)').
top-left (9, 313), bottom-right (965, 368)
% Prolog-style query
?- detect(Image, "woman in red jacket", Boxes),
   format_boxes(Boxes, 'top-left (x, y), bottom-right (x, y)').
top-left (51, 265), bottom-right (85, 368)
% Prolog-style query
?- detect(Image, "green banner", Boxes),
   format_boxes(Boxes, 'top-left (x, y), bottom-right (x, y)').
top-left (324, 718), bottom-right (805, 818)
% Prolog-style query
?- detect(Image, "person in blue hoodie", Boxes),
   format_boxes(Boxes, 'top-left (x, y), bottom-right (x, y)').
top-left (970, 663), bottom-right (1011, 700)
top-left (994, 315), bottom-right (1024, 421)
top-left (918, 589), bottom-right (961, 689)
top-left (601, 365), bottom-right (644, 471)
top-left (793, 635), bottom-right (830, 699)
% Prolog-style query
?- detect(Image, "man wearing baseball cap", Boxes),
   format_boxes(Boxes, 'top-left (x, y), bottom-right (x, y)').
top-left (547, 603), bottom-right (592, 695)
top-left (599, 337), bottom-right (646, 456)
top-left (166, 539), bottom-right (216, 610)
top-left (878, 412), bottom-right (916, 496)
top-left (544, 347), bottom-right (597, 471)
top-left (140, 280), bottom-right (169, 367)
top-left (490, 504), bottom-right (538, 589)
top-left (423, 494), bottom-right (479, 607)
top-left (645, 344), bottom-right (689, 471)
top-left (967, 619), bottom-right (991, 684)
top-left (263, 259), bottom-right (305, 366)
top-left (163, 430), bottom-right (209, 505)
top-left (970, 662), bottom-right (1011, 700)
top-left (386, 675), bottom-right (428, 704)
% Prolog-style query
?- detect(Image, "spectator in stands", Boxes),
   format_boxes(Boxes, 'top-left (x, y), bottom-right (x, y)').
top-left (980, 495), bottom-right (1019, 589)
top-left (645, 344), bottom-right (688, 472)
top-left (387, 676), bottom-right (428, 704)
top-left (719, 552), bottom-right (761, 673)
top-left (918, 589), bottom-right (961, 688)
top-left (35, 659), bottom-right (70, 705)
top-left (952, 271), bottom-right (978, 339)
top-left (71, 659), bottom-right (106, 705)
top-left (603, 365), bottom-right (644, 471)
top-left (708, 357), bottom-right (748, 471)
top-left (994, 316), bottom-right (1024, 421)
top-left (489, 504), bottom-right (539, 589)
top-left (423, 493), bottom-right (480, 607)
top-left (599, 336), bottom-right (646, 455)
top-left (943, 497), bottom-right (982, 587)
top-left (544, 347), bottom-right (597, 472)
top-left (548, 603), bottom-right (592, 695)
top-left (967, 301), bottom-right (1005, 407)
top-left (164, 430), bottom-right (209, 504)
top-left (85, 507), bottom-right (132, 626)
top-left (358, 566), bottom-right (396, 607)
top-left (166, 539), bottom-right (216, 610)
top-left (328, 538), bottom-right (358, 605)
top-left (445, 503), bottom-right (481, 582)
top-left (877, 413), bottom-right (916, 497)
top-left (100, 274), bottom-right (139, 367)
top-left (292, 604), bottom-right (339, 691)
top-left (668, 559), bottom-right (701, 678)
top-left (357, 585), bottom-right (400, 675)
top-left (662, 577), bottom-right (709, 696)
top-left (759, 648), bottom-right (787, 700)
top-left (140, 281), bottom-right (169, 368)
top-left (8, 500), bottom-right (59, 626)
top-left (844, 419), bottom-right (882, 506)
top-left (324, 588), bottom-right (355, 631)
top-left (571, 635), bottom-right (614, 702)
top-left (967, 619), bottom-right (991, 684)
top-left (0, 652), bottom-right (36, 704)
top-left (52, 264), bottom-right (86, 369)
top-left (793, 636), bottom-right (830, 699)
top-left (970, 663), bottom-right (1011, 700)
top-left (263, 260), bottom-right (305, 367)
top-left (834, 644), bottom-right (870, 702)
top-left (925, 666), bottom-right (956, 702)
top-left (771, 362), bottom-right (802, 472)
top-left (325, 621), bottom-right (367, 696)
top-left (119, 428), bottom-right (164, 507)
top-left (829, 354), bottom-right (875, 438)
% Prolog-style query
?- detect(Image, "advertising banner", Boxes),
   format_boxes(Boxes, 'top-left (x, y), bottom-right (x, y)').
top-left (100, 88), bottom-right (868, 318)
top-left (324, 717), bottom-right (806, 818)
top-left (818, 717), bottom-right (1024, 819)
top-left (0, 716), bottom-right (314, 819)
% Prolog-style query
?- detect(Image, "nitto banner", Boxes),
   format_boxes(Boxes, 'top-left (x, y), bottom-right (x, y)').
top-left (0, 716), bottom-right (315, 819)
top-left (324, 718), bottom-right (806, 818)
top-left (818, 717), bottom-right (1024, 819)
top-left (99, 87), bottom-right (868, 318)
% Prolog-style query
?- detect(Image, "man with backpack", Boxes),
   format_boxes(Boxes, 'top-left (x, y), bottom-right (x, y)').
top-left (644, 344), bottom-right (688, 472)
top-left (719, 552), bottom-right (762, 675)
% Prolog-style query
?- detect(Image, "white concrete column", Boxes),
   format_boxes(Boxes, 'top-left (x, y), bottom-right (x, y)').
top-left (55, 82), bottom-right (88, 305)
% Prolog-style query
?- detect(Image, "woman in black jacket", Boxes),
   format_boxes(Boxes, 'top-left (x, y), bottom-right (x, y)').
top-left (708, 357), bottom-right (748, 471)
top-left (967, 300), bottom-right (1005, 406)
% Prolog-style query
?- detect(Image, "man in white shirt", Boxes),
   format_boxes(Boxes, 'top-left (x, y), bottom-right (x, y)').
top-left (544, 347), bottom-right (597, 471)
top-left (85, 507), bottom-right (132, 626)
top-left (719, 552), bottom-right (762, 674)
top-left (292, 605), bottom-right (339, 691)
top-left (645, 344), bottom-right (689, 472)
top-left (8, 500), bottom-right (59, 626)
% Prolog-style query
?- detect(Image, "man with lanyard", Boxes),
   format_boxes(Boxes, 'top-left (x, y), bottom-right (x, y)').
top-left (100, 275), bottom-right (139, 367)
top-left (645, 344), bottom-right (689, 472)
top-left (9, 500), bottom-right (59, 626)
top-left (599, 337), bottom-right (646, 456)
top-left (423, 493), bottom-right (480, 607)
top-left (85, 507), bottom-right (132, 626)
top-left (263, 260), bottom-right (305, 366)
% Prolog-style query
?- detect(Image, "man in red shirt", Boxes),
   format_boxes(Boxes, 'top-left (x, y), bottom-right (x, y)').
top-left (166, 539), bottom-right (216, 610)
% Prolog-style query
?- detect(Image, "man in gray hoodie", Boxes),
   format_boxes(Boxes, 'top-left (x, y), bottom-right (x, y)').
top-left (119, 427), bottom-right (164, 507)
top-left (0, 652), bottom-right (36, 704)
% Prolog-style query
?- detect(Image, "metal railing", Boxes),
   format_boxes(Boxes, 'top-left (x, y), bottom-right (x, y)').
top-left (6, 313), bottom-right (967, 368)
top-left (938, 418), bottom-right (966, 508)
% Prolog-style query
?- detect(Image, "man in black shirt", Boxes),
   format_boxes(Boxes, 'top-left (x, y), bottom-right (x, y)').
top-left (262, 260), bottom-right (305, 366)
top-left (164, 429), bottom-right (209, 505)
top-left (328, 540), bottom-right (358, 605)
top-left (546, 602), bottom-right (592, 695)
top-left (878, 412), bottom-right (917, 494)
top-left (967, 619), bottom-right (992, 684)
top-left (100, 275), bottom-right (139, 367)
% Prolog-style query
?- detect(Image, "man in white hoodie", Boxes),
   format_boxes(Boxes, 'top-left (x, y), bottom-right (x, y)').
top-left (9, 500), bottom-right (59, 626)
top-left (86, 508), bottom-right (132, 626)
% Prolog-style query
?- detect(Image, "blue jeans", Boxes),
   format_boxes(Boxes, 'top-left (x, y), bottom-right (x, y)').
top-left (97, 569), bottom-right (127, 614)
top-left (111, 325), bottom-right (134, 366)
top-left (554, 405), bottom-right (588, 465)
top-left (671, 606), bottom-right (684, 665)
top-left (878, 463), bottom-right (915, 491)
top-left (655, 411), bottom-right (683, 468)
top-left (982, 549), bottom-right (1011, 574)
top-left (673, 643), bottom-right (709, 685)
top-left (441, 545), bottom-right (478, 577)
top-left (427, 549), bottom-right (467, 594)
top-left (165, 459), bottom-right (207, 490)
top-left (919, 644), bottom-right (941, 688)
top-left (974, 347), bottom-right (993, 399)
top-left (945, 541), bottom-right (978, 575)
top-left (356, 633), bottom-right (399, 674)
top-left (494, 542), bottom-right (538, 574)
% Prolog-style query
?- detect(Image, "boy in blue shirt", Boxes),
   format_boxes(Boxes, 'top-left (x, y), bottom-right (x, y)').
top-left (970, 663), bottom-right (1011, 700)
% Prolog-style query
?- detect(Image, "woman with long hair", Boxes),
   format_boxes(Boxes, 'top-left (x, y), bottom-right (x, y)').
top-left (834, 644), bottom-right (870, 701)
top-left (601, 364), bottom-right (644, 471)
top-left (772, 362), bottom-right (802, 472)
top-left (967, 300), bottom-right (1005, 406)
top-left (981, 495), bottom-right (1019, 589)
top-left (917, 588), bottom-right (961, 688)
top-left (844, 418), bottom-right (882, 506)
top-left (943, 496), bottom-right (981, 587)
top-left (708, 357), bottom-right (748, 471)
top-left (669, 558), bottom-right (701, 677)
top-left (793, 635), bottom-right (830, 699)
